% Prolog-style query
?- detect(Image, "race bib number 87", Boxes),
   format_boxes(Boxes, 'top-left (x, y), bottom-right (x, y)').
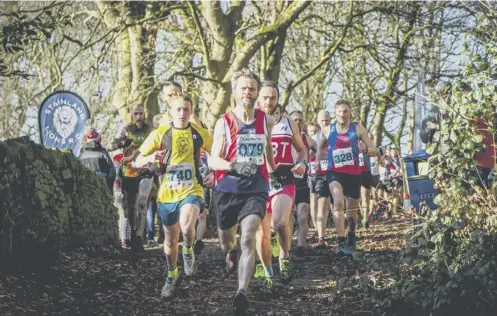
top-left (333, 147), bottom-right (354, 168)
top-left (236, 134), bottom-right (266, 165)
top-left (166, 163), bottom-right (194, 189)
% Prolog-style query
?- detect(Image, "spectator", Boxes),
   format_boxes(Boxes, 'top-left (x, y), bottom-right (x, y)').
top-left (79, 127), bottom-right (116, 191)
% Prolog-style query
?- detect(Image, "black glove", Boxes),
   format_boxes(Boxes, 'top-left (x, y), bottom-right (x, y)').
top-left (118, 138), bottom-right (133, 149)
top-left (269, 173), bottom-right (282, 191)
top-left (229, 161), bottom-right (258, 178)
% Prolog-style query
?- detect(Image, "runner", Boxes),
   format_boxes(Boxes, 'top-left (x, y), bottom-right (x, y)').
top-left (309, 109), bottom-right (332, 248)
top-left (208, 68), bottom-right (276, 315)
top-left (290, 110), bottom-right (316, 257)
top-left (307, 122), bottom-right (320, 138)
top-left (195, 148), bottom-right (214, 255)
top-left (134, 95), bottom-right (213, 299)
top-left (159, 81), bottom-right (182, 126)
top-left (110, 104), bottom-right (152, 251)
top-left (316, 100), bottom-right (376, 255)
top-left (358, 132), bottom-right (376, 228)
top-left (368, 133), bottom-right (383, 224)
top-left (257, 81), bottom-right (307, 289)
top-left (159, 81), bottom-right (203, 127)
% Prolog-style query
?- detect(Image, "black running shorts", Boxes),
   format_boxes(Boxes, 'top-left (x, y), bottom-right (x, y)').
top-left (360, 171), bottom-right (374, 190)
top-left (308, 175), bottom-right (330, 198)
top-left (213, 190), bottom-right (268, 230)
top-left (326, 171), bottom-right (362, 200)
top-left (294, 187), bottom-right (310, 206)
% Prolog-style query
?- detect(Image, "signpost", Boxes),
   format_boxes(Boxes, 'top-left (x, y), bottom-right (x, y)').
top-left (38, 91), bottom-right (90, 157)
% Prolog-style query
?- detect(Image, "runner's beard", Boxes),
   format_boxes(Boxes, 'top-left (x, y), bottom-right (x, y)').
top-left (242, 99), bottom-right (256, 109)
top-left (134, 119), bottom-right (144, 128)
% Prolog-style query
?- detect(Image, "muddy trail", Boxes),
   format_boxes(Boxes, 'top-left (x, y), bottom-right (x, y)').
top-left (0, 218), bottom-right (410, 316)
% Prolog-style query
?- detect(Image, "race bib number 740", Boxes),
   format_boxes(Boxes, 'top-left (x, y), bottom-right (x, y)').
top-left (236, 134), bottom-right (266, 165)
top-left (166, 163), bottom-right (194, 189)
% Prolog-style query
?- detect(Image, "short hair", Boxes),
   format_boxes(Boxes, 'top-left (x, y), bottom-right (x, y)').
top-left (260, 80), bottom-right (280, 97)
top-left (163, 81), bottom-right (182, 91)
top-left (307, 122), bottom-right (320, 129)
top-left (231, 68), bottom-right (261, 91)
top-left (335, 99), bottom-right (351, 107)
top-left (131, 104), bottom-right (144, 111)
top-left (170, 95), bottom-right (193, 108)
top-left (290, 110), bottom-right (304, 117)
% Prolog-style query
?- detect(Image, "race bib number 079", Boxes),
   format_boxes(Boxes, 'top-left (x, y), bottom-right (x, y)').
top-left (166, 163), bottom-right (194, 189)
top-left (236, 134), bottom-right (266, 165)
top-left (333, 147), bottom-right (354, 168)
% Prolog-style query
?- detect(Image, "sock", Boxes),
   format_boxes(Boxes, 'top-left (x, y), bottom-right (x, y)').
top-left (168, 265), bottom-right (178, 277)
top-left (264, 266), bottom-right (274, 278)
top-left (183, 244), bottom-right (193, 254)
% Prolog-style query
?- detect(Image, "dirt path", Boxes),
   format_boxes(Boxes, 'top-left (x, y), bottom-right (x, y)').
top-left (0, 218), bottom-right (410, 316)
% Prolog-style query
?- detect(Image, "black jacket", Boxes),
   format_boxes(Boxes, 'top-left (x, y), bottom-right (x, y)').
top-left (79, 141), bottom-right (116, 180)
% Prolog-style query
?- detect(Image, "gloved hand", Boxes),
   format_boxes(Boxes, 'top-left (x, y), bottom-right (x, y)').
top-left (118, 138), bottom-right (133, 149)
top-left (229, 161), bottom-right (258, 178)
top-left (269, 173), bottom-right (282, 191)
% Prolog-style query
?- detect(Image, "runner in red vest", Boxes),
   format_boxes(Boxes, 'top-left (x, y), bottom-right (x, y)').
top-left (316, 100), bottom-right (376, 255)
top-left (208, 68), bottom-right (276, 315)
top-left (309, 110), bottom-right (332, 248)
top-left (290, 110), bottom-right (317, 257)
top-left (256, 81), bottom-right (307, 290)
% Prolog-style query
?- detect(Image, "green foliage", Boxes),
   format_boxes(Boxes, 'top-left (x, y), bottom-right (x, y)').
top-left (377, 9), bottom-right (497, 315)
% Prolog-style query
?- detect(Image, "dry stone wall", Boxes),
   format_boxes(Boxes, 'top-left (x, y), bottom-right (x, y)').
top-left (0, 137), bottom-right (119, 268)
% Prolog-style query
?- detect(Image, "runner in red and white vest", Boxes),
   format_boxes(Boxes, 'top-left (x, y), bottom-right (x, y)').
top-left (316, 100), bottom-right (376, 256)
top-left (289, 110), bottom-right (317, 257)
top-left (309, 109), bottom-right (332, 248)
top-left (209, 69), bottom-right (276, 315)
top-left (256, 81), bottom-right (307, 290)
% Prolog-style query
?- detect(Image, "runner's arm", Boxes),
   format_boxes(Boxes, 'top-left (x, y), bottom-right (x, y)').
top-left (315, 126), bottom-right (329, 162)
top-left (357, 124), bottom-right (377, 157)
top-left (266, 114), bottom-right (276, 173)
top-left (108, 128), bottom-right (128, 151)
top-left (208, 118), bottom-right (231, 171)
top-left (289, 119), bottom-right (308, 163)
top-left (308, 135), bottom-right (317, 154)
top-left (134, 130), bottom-right (161, 167)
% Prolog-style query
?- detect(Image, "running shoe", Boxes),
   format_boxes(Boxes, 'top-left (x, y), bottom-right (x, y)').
top-left (183, 247), bottom-right (198, 276)
top-left (335, 238), bottom-right (346, 256)
top-left (262, 276), bottom-right (275, 292)
top-left (315, 238), bottom-right (326, 249)
top-left (194, 239), bottom-right (205, 256)
top-left (279, 258), bottom-right (293, 284)
top-left (344, 231), bottom-right (357, 255)
top-left (161, 267), bottom-right (180, 299)
top-left (233, 290), bottom-right (249, 315)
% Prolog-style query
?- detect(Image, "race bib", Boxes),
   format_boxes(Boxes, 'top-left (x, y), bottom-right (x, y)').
top-left (319, 159), bottom-right (329, 171)
top-left (236, 134), bottom-right (266, 165)
top-left (332, 147), bottom-right (354, 168)
top-left (293, 171), bottom-right (304, 179)
top-left (359, 153), bottom-right (364, 167)
top-left (166, 163), bottom-right (194, 190)
top-left (309, 161), bottom-right (317, 175)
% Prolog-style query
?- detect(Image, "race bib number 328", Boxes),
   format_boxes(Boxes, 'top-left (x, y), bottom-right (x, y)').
top-left (166, 163), bottom-right (194, 190)
top-left (333, 147), bottom-right (354, 168)
top-left (236, 134), bottom-right (266, 165)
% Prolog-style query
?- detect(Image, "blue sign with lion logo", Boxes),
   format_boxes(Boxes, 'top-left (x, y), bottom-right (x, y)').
top-left (38, 91), bottom-right (90, 157)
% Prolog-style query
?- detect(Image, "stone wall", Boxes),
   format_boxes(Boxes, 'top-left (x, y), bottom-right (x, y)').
top-left (0, 137), bottom-right (119, 268)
